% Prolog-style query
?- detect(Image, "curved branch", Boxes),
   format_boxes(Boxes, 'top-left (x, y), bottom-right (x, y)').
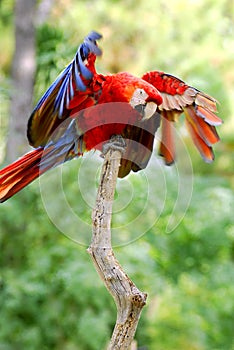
top-left (87, 143), bottom-right (147, 349)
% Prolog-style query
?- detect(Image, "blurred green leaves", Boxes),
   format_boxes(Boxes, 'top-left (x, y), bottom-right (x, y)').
top-left (0, 0), bottom-right (234, 349)
top-left (0, 170), bottom-right (233, 349)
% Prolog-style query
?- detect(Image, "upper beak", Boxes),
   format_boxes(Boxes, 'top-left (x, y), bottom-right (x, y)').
top-left (135, 102), bottom-right (157, 121)
top-left (140, 102), bottom-right (157, 121)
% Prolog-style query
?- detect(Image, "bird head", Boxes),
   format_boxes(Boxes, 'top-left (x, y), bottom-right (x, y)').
top-left (130, 87), bottom-right (159, 121)
top-left (120, 73), bottom-right (163, 121)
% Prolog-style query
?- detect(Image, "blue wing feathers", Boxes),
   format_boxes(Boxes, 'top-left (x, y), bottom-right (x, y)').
top-left (33, 31), bottom-right (102, 118)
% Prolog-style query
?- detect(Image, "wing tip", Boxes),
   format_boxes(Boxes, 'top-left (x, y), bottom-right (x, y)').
top-left (87, 31), bottom-right (103, 41)
top-left (53, 31), bottom-right (103, 118)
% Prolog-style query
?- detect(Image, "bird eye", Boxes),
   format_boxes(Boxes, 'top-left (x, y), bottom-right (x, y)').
top-left (130, 88), bottom-right (148, 109)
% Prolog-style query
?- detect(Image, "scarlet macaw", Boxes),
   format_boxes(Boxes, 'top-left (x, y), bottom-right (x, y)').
top-left (0, 31), bottom-right (222, 202)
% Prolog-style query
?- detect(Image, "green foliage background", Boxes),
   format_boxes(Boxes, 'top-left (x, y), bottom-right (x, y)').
top-left (0, 0), bottom-right (234, 349)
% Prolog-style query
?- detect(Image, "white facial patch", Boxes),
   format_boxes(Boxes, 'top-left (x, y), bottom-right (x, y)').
top-left (130, 88), bottom-right (157, 120)
top-left (130, 88), bottom-right (149, 108)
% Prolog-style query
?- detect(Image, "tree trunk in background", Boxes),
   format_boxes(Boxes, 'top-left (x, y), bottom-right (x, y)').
top-left (35, 0), bottom-right (55, 25)
top-left (6, 0), bottom-right (36, 162)
top-left (6, 0), bottom-right (56, 162)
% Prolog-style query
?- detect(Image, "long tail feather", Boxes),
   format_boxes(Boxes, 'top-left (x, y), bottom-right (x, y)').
top-left (0, 148), bottom-right (44, 202)
top-left (1, 116), bottom-right (84, 202)
top-left (0, 144), bottom-right (81, 203)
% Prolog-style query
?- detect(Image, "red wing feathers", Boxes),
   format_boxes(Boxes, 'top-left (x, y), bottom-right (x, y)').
top-left (159, 112), bottom-right (176, 165)
top-left (142, 71), bottom-right (222, 163)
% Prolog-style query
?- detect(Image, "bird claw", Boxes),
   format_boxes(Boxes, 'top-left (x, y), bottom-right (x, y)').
top-left (101, 135), bottom-right (126, 157)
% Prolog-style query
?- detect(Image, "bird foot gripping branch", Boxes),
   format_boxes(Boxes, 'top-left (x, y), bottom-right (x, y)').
top-left (0, 30), bottom-right (222, 202)
top-left (101, 135), bottom-right (127, 157)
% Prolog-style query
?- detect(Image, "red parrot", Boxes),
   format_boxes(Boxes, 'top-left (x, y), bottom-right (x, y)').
top-left (0, 31), bottom-right (222, 203)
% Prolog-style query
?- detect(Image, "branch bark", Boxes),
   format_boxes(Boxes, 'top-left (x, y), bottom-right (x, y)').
top-left (87, 145), bottom-right (147, 350)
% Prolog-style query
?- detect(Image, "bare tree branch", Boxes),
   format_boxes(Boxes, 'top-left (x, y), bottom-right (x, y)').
top-left (87, 142), bottom-right (147, 349)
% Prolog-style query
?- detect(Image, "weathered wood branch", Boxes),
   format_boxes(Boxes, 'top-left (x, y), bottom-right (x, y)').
top-left (87, 143), bottom-right (147, 350)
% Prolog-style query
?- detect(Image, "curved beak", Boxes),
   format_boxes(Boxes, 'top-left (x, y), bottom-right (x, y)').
top-left (134, 101), bottom-right (157, 121)
top-left (142, 101), bottom-right (157, 120)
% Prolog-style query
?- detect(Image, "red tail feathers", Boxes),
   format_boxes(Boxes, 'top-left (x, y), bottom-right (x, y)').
top-left (0, 148), bottom-right (44, 202)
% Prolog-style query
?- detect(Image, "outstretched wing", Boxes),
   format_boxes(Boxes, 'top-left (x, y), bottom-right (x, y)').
top-left (142, 71), bottom-right (222, 164)
top-left (27, 31), bottom-right (102, 148)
